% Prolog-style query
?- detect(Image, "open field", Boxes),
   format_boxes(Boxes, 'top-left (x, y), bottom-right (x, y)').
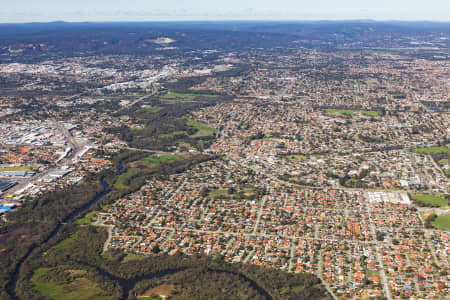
top-left (0, 166), bottom-right (34, 172)
top-left (158, 131), bottom-right (188, 139)
top-left (209, 187), bottom-right (259, 200)
top-left (125, 93), bottom-right (150, 97)
top-left (185, 118), bottom-right (215, 138)
top-left (114, 167), bottom-right (140, 189)
top-left (122, 252), bottom-right (147, 263)
top-left (209, 188), bottom-right (229, 198)
top-left (411, 194), bottom-right (448, 208)
top-left (137, 106), bottom-right (162, 114)
top-left (31, 268), bottom-right (108, 300)
top-left (139, 154), bottom-right (180, 165)
top-left (75, 211), bottom-right (98, 225)
top-left (140, 284), bottom-right (175, 299)
top-left (412, 146), bottom-right (450, 154)
top-left (161, 91), bottom-right (218, 100)
top-left (432, 214), bottom-right (450, 231)
top-left (325, 109), bottom-right (380, 116)
top-left (116, 154), bottom-right (183, 189)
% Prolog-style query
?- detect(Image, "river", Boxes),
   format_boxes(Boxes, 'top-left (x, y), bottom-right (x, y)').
top-left (6, 162), bottom-right (124, 299)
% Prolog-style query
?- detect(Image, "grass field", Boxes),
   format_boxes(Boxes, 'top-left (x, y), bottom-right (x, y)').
top-left (122, 252), bottom-right (147, 263)
top-left (432, 213), bottom-right (450, 231)
top-left (116, 155), bottom-right (181, 189)
top-left (158, 131), bottom-right (188, 139)
top-left (114, 167), bottom-right (140, 189)
top-left (139, 154), bottom-right (179, 165)
top-left (411, 194), bottom-right (448, 208)
top-left (138, 106), bottom-right (162, 113)
top-left (412, 146), bottom-right (450, 154)
top-left (75, 211), bottom-right (98, 225)
top-left (31, 268), bottom-right (108, 300)
top-left (325, 109), bottom-right (380, 116)
top-left (209, 189), bottom-right (229, 198)
top-left (366, 80), bottom-right (379, 85)
top-left (185, 118), bottom-right (215, 138)
top-left (439, 159), bottom-right (449, 165)
top-left (0, 166), bottom-right (34, 172)
top-left (365, 269), bottom-right (380, 278)
top-left (161, 91), bottom-right (217, 100)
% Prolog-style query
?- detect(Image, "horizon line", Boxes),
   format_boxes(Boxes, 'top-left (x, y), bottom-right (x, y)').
top-left (1, 19), bottom-right (450, 25)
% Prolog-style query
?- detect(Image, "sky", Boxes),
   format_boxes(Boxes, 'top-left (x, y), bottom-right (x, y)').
top-left (1, 0), bottom-right (449, 23)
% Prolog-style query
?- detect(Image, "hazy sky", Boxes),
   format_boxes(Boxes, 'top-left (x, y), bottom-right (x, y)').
top-left (1, 0), bottom-right (449, 23)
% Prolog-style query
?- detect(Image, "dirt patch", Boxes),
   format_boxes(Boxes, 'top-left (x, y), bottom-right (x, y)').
top-left (140, 284), bottom-right (176, 299)
top-left (66, 269), bottom-right (87, 276)
top-left (67, 277), bottom-right (92, 292)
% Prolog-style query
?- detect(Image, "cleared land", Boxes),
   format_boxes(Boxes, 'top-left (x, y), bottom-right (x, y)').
top-left (139, 284), bottom-right (175, 299)
top-left (325, 109), bottom-right (380, 116)
top-left (411, 194), bottom-right (448, 208)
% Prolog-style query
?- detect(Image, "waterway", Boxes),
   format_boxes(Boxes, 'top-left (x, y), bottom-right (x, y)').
top-left (6, 162), bottom-right (124, 299)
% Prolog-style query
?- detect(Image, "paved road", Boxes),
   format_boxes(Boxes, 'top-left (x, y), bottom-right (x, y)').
top-left (253, 194), bottom-right (268, 234)
top-left (365, 192), bottom-right (392, 300)
top-left (1, 121), bottom-right (85, 198)
top-left (317, 249), bottom-right (338, 300)
top-left (107, 146), bottom-right (204, 157)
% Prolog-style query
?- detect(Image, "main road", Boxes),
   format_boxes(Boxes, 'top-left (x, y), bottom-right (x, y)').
top-left (0, 120), bottom-right (85, 198)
